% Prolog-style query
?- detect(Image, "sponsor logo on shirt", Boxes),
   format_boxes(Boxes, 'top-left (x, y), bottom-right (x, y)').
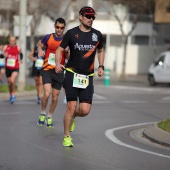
top-left (74, 43), bottom-right (95, 51)
top-left (92, 33), bottom-right (98, 41)
top-left (75, 34), bottom-right (79, 38)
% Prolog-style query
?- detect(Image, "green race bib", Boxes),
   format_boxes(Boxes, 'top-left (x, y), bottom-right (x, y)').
top-left (0, 58), bottom-right (5, 66)
top-left (48, 53), bottom-right (56, 66)
top-left (7, 58), bottom-right (16, 67)
top-left (35, 58), bottom-right (44, 68)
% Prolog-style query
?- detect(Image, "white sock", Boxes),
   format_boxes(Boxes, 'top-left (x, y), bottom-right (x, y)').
top-left (41, 111), bottom-right (46, 115)
top-left (47, 113), bottom-right (52, 118)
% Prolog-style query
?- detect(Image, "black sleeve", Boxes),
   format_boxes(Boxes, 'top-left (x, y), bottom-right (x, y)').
top-left (60, 30), bottom-right (71, 49)
top-left (97, 32), bottom-right (103, 49)
top-left (20, 53), bottom-right (23, 60)
top-left (0, 54), bottom-right (4, 58)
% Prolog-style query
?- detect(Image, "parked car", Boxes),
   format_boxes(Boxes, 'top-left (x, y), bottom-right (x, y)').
top-left (148, 51), bottom-right (170, 86)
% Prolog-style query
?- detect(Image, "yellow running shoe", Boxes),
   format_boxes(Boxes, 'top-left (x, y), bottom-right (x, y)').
top-left (37, 114), bottom-right (46, 126)
top-left (70, 119), bottom-right (76, 132)
top-left (63, 136), bottom-right (74, 147)
top-left (46, 117), bottom-right (53, 128)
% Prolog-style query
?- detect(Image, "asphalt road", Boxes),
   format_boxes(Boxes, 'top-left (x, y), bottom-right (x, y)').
top-left (0, 80), bottom-right (170, 170)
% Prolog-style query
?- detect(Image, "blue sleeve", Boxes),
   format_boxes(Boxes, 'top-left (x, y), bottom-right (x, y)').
top-left (41, 34), bottom-right (51, 46)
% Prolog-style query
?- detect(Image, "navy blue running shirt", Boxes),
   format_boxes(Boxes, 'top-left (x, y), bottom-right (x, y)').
top-left (60, 26), bottom-right (103, 75)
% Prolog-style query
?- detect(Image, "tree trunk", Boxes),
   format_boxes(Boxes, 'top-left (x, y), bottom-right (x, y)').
top-left (120, 35), bottom-right (128, 80)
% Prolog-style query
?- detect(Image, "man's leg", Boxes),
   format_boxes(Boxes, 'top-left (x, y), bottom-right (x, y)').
top-left (41, 83), bottom-right (51, 112)
top-left (74, 103), bottom-right (91, 117)
top-left (0, 68), bottom-right (5, 83)
top-left (48, 88), bottom-right (60, 115)
top-left (46, 88), bottom-right (60, 128)
top-left (8, 71), bottom-right (18, 103)
top-left (63, 101), bottom-right (77, 147)
top-left (37, 83), bottom-right (51, 126)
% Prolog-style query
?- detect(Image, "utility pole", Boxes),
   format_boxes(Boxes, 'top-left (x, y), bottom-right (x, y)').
top-left (18, 0), bottom-right (27, 91)
top-left (87, 0), bottom-right (93, 7)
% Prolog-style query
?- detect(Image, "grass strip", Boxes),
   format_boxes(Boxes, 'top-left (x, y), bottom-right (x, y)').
top-left (157, 118), bottom-right (170, 132)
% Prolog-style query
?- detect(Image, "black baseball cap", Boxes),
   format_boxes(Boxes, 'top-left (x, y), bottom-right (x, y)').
top-left (79, 6), bottom-right (97, 15)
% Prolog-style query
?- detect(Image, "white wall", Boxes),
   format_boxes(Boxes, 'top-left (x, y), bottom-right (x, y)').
top-left (67, 20), bottom-right (152, 36)
top-left (101, 45), bottom-right (166, 75)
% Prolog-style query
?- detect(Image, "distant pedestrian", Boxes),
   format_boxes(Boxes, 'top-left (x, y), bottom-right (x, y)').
top-left (0, 43), bottom-right (5, 84)
top-left (28, 45), bottom-right (43, 104)
top-left (3, 36), bottom-right (23, 104)
top-left (55, 6), bottom-right (105, 147)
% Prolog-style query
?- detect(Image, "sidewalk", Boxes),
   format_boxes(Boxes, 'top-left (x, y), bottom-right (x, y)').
top-left (1, 74), bottom-right (170, 147)
top-left (143, 124), bottom-right (170, 147)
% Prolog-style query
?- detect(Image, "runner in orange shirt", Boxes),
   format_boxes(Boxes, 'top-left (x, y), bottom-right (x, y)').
top-left (37, 18), bottom-right (68, 128)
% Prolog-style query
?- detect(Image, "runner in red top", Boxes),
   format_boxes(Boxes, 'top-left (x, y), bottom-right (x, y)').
top-left (3, 36), bottom-right (22, 104)
top-left (37, 18), bottom-right (69, 128)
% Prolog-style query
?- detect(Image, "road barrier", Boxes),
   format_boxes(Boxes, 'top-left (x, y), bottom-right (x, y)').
top-left (104, 68), bottom-right (110, 86)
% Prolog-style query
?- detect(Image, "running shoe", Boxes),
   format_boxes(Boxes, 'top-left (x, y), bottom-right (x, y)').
top-left (9, 95), bottom-right (16, 104)
top-left (37, 114), bottom-right (46, 126)
top-left (70, 119), bottom-right (76, 132)
top-left (63, 136), bottom-right (74, 147)
top-left (37, 97), bottom-right (41, 104)
top-left (46, 117), bottom-right (53, 128)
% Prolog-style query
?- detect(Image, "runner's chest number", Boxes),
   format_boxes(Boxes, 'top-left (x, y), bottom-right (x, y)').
top-left (73, 73), bottom-right (89, 89)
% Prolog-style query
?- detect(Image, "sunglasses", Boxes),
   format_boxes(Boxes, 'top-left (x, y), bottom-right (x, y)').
top-left (55, 26), bottom-right (65, 30)
top-left (83, 14), bottom-right (95, 20)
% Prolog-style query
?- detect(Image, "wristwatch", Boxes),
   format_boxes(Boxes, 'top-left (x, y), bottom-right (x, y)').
top-left (98, 65), bottom-right (104, 70)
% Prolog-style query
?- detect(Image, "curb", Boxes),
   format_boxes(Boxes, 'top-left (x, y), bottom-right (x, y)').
top-left (143, 123), bottom-right (170, 147)
top-left (0, 90), bottom-right (37, 101)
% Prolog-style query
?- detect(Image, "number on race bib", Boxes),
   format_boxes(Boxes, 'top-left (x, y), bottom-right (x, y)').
top-left (73, 73), bottom-right (89, 89)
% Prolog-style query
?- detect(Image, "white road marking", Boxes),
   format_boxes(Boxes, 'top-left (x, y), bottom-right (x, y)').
top-left (162, 96), bottom-right (170, 100)
top-left (105, 122), bottom-right (170, 159)
top-left (120, 101), bottom-right (147, 103)
top-left (93, 101), bottom-right (111, 104)
top-left (0, 112), bottom-right (22, 115)
top-left (93, 93), bottom-right (106, 99)
top-left (98, 85), bottom-right (170, 94)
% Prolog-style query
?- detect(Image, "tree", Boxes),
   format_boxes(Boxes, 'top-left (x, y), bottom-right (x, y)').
top-left (108, 0), bottom-right (152, 79)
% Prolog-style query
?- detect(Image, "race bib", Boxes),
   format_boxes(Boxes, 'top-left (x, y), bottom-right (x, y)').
top-left (0, 58), bottom-right (5, 66)
top-left (48, 53), bottom-right (55, 66)
top-left (73, 73), bottom-right (89, 89)
top-left (7, 58), bottom-right (16, 67)
top-left (35, 58), bottom-right (44, 68)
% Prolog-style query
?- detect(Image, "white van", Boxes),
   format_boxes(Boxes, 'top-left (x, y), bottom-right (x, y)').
top-left (148, 51), bottom-right (170, 86)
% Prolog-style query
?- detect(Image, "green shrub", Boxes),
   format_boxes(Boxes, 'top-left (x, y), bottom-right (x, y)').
top-left (158, 119), bottom-right (170, 132)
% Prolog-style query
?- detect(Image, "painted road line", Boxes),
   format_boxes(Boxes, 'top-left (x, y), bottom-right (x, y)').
top-left (0, 112), bottom-right (22, 116)
top-left (93, 93), bottom-right (107, 99)
top-left (105, 122), bottom-right (170, 159)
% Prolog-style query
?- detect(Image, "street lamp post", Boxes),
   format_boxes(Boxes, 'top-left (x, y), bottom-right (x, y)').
top-left (18, 0), bottom-right (27, 91)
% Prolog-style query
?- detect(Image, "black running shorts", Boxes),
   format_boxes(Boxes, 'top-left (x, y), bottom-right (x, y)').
top-left (41, 69), bottom-right (64, 90)
top-left (32, 67), bottom-right (41, 77)
top-left (63, 70), bottom-right (94, 104)
top-left (5, 68), bottom-right (19, 78)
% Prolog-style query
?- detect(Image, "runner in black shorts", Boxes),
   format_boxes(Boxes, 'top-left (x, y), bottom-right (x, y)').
top-left (28, 46), bottom-right (43, 104)
top-left (36, 18), bottom-right (68, 128)
top-left (55, 6), bottom-right (105, 147)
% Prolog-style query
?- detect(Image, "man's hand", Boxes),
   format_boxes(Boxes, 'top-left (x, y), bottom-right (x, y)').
top-left (55, 63), bottom-right (65, 73)
top-left (38, 50), bottom-right (45, 57)
top-left (98, 67), bottom-right (104, 77)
